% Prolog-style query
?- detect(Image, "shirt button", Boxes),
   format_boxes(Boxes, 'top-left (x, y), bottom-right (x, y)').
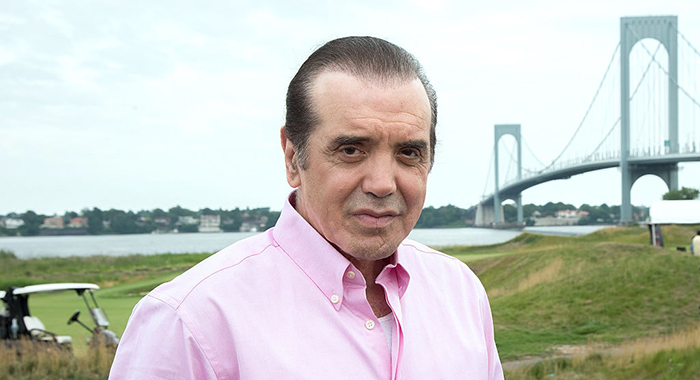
top-left (346, 271), bottom-right (356, 279)
top-left (365, 320), bottom-right (375, 330)
top-left (331, 294), bottom-right (340, 304)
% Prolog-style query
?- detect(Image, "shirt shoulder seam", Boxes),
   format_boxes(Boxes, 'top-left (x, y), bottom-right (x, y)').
top-left (151, 241), bottom-right (276, 310)
top-left (400, 240), bottom-right (462, 262)
top-left (142, 295), bottom-right (222, 380)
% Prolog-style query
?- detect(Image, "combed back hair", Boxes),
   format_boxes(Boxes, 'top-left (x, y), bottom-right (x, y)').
top-left (284, 36), bottom-right (438, 169)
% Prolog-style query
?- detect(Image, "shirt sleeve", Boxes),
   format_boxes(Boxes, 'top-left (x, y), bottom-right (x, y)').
top-left (108, 295), bottom-right (219, 380)
top-left (479, 282), bottom-right (505, 380)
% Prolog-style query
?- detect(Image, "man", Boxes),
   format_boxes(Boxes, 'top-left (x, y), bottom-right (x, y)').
top-left (692, 230), bottom-right (700, 256)
top-left (109, 36), bottom-right (503, 379)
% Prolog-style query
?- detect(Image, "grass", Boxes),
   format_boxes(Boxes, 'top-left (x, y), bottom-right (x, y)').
top-left (458, 225), bottom-right (700, 359)
top-left (0, 251), bottom-right (211, 290)
top-left (504, 323), bottom-right (700, 379)
top-left (2, 224), bottom-right (700, 378)
top-left (0, 339), bottom-right (113, 380)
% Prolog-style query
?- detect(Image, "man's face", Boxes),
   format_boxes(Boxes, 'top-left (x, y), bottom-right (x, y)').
top-left (282, 71), bottom-right (432, 263)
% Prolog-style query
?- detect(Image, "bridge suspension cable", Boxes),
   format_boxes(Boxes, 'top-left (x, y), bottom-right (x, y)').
top-left (627, 26), bottom-right (700, 111)
top-left (629, 42), bottom-right (662, 100)
top-left (538, 43), bottom-right (621, 173)
top-left (583, 117), bottom-right (620, 161)
top-left (673, 25), bottom-right (700, 61)
top-left (522, 137), bottom-right (547, 167)
top-left (495, 138), bottom-right (519, 186)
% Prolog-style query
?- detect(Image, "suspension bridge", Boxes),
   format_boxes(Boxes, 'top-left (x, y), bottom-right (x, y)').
top-left (476, 15), bottom-right (700, 227)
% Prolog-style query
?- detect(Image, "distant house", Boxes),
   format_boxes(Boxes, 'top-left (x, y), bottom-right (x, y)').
top-left (239, 213), bottom-right (268, 232)
top-left (178, 216), bottom-right (198, 225)
top-left (41, 216), bottom-right (64, 229)
top-left (4, 218), bottom-right (24, 229)
top-left (154, 217), bottom-right (171, 226)
top-left (199, 215), bottom-right (222, 233)
top-left (555, 210), bottom-right (578, 219)
top-left (68, 217), bottom-right (88, 228)
top-left (239, 222), bottom-right (258, 233)
top-left (533, 209), bottom-right (581, 226)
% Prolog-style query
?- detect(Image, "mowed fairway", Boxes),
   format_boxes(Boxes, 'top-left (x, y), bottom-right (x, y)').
top-left (25, 273), bottom-right (180, 356)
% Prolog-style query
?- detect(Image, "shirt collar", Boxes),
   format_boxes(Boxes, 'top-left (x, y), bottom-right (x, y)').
top-left (272, 191), bottom-right (412, 308)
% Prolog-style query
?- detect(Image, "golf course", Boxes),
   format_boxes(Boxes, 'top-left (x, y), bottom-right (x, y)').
top-left (2, 224), bottom-right (699, 379)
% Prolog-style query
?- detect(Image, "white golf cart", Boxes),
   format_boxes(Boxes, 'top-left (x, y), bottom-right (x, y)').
top-left (0, 283), bottom-right (119, 349)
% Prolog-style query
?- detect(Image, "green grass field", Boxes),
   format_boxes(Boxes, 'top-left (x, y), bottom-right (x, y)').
top-left (2, 224), bottom-right (700, 379)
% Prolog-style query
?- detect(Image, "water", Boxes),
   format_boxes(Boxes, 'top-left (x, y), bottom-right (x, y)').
top-left (0, 226), bottom-right (609, 259)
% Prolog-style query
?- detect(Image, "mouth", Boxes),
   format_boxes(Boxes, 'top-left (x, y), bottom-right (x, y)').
top-left (352, 209), bottom-right (399, 228)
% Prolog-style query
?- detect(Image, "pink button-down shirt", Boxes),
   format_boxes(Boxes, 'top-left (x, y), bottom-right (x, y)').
top-left (109, 196), bottom-right (504, 379)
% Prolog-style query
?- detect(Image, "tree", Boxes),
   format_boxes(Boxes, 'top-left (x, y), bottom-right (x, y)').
top-left (19, 210), bottom-right (43, 236)
top-left (662, 186), bottom-right (699, 200)
top-left (220, 208), bottom-right (243, 232)
top-left (200, 208), bottom-right (216, 216)
top-left (152, 208), bottom-right (168, 218)
top-left (503, 204), bottom-right (517, 223)
top-left (168, 206), bottom-right (196, 218)
top-left (83, 207), bottom-right (104, 235)
top-left (415, 205), bottom-right (468, 228)
top-left (63, 211), bottom-right (78, 224)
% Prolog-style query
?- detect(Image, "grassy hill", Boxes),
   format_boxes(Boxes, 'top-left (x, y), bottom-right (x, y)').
top-left (445, 224), bottom-right (700, 379)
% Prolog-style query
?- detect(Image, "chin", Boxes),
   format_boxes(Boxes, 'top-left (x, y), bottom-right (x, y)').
top-left (346, 241), bottom-right (401, 262)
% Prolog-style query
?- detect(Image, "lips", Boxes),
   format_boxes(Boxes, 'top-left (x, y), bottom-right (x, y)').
top-left (352, 209), bottom-right (399, 229)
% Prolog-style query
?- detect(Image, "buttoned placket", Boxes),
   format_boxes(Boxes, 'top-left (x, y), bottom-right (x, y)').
top-left (335, 265), bottom-right (396, 377)
top-left (376, 263), bottom-right (408, 380)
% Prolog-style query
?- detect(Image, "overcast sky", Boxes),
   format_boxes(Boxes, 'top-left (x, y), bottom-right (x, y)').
top-left (3, 0), bottom-right (700, 216)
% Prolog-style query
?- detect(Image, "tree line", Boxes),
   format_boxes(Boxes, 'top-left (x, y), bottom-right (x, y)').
top-left (2, 187), bottom-right (697, 236)
top-left (0, 207), bottom-right (280, 237)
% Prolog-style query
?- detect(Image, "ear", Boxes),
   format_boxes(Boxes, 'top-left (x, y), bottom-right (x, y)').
top-left (280, 126), bottom-right (301, 188)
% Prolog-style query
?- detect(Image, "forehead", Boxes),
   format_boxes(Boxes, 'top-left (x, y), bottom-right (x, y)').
top-left (309, 71), bottom-right (431, 136)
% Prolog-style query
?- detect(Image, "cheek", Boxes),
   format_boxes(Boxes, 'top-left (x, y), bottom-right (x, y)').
top-left (401, 172), bottom-right (428, 206)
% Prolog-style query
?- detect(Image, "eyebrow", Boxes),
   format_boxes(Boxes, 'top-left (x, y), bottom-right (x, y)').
top-left (330, 135), bottom-right (428, 151)
top-left (399, 140), bottom-right (428, 151)
top-left (331, 135), bottom-right (371, 148)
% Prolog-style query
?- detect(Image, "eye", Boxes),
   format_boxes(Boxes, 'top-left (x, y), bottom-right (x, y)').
top-left (400, 148), bottom-right (419, 158)
top-left (342, 147), bottom-right (360, 155)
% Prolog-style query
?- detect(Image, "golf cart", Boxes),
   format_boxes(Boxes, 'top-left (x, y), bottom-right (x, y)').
top-left (0, 283), bottom-right (119, 349)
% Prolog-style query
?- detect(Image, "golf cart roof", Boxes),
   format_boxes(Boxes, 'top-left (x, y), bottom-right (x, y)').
top-left (11, 283), bottom-right (100, 296)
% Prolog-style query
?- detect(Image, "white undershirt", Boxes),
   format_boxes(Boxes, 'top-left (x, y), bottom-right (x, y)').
top-left (377, 313), bottom-right (394, 353)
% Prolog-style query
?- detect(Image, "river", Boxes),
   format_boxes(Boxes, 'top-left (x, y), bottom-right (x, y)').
top-left (0, 225), bottom-right (611, 259)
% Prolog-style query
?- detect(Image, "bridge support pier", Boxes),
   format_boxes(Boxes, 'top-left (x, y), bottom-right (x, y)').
top-left (630, 163), bottom-right (678, 190)
top-left (622, 163), bottom-right (678, 222)
top-left (620, 16), bottom-right (678, 223)
top-left (475, 202), bottom-right (504, 227)
top-left (493, 124), bottom-right (522, 226)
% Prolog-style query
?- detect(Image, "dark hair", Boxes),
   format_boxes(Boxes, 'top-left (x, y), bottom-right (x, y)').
top-left (284, 36), bottom-right (437, 169)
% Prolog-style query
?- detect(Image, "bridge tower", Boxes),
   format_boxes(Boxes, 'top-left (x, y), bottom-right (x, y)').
top-left (620, 16), bottom-right (679, 223)
top-left (492, 124), bottom-right (523, 225)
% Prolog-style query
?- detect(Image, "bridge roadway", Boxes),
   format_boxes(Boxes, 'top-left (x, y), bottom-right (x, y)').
top-left (482, 152), bottom-right (700, 205)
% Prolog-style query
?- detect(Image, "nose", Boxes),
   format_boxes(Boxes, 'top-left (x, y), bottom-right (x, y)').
top-left (361, 153), bottom-right (397, 198)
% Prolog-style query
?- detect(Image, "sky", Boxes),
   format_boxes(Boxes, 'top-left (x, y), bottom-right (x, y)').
top-left (2, 0), bottom-right (700, 216)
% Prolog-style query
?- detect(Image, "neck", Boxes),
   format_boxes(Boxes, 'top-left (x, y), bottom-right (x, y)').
top-left (345, 255), bottom-right (393, 318)
top-left (348, 256), bottom-right (390, 284)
